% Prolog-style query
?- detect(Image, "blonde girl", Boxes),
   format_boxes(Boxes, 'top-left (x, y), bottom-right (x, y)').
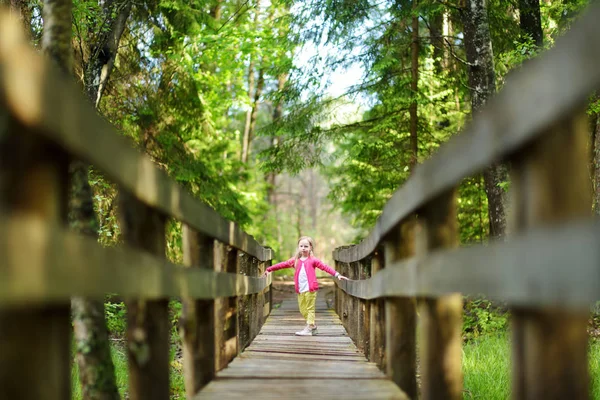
top-left (264, 236), bottom-right (348, 336)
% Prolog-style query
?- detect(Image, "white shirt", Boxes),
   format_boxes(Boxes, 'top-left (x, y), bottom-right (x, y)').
top-left (298, 260), bottom-right (309, 293)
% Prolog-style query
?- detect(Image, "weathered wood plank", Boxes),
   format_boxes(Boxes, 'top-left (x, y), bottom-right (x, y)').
top-left (0, 213), bottom-right (271, 303)
top-left (196, 379), bottom-right (408, 399)
top-left (335, 219), bottom-right (600, 310)
top-left (119, 194), bottom-right (169, 400)
top-left (0, 14), bottom-right (71, 397)
top-left (194, 297), bottom-right (408, 399)
top-left (384, 220), bottom-right (417, 398)
top-left (418, 190), bottom-right (463, 400)
top-left (332, 2), bottom-right (600, 264)
top-left (181, 226), bottom-right (215, 395)
top-left (510, 113), bottom-right (590, 399)
top-left (0, 12), bottom-right (271, 262)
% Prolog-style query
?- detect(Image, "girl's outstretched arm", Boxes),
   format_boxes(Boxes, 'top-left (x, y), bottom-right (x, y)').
top-left (263, 257), bottom-right (295, 276)
top-left (315, 259), bottom-right (349, 280)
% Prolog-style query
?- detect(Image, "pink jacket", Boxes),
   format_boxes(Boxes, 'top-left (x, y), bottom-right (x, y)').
top-left (266, 256), bottom-right (339, 294)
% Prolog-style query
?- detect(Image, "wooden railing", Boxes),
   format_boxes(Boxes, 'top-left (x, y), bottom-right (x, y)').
top-left (334, 3), bottom-right (600, 400)
top-left (0, 13), bottom-right (272, 400)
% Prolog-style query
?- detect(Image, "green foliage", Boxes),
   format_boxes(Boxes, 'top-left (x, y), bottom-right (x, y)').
top-left (462, 297), bottom-right (508, 341)
top-left (462, 333), bottom-right (510, 399)
top-left (104, 301), bottom-right (127, 337)
top-left (463, 333), bottom-right (600, 399)
top-left (169, 300), bottom-right (183, 343)
top-left (89, 168), bottom-right (120, 246)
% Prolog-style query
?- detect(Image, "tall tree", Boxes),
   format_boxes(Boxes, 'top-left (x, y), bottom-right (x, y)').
top-left (70, 1), bottom-right (132, 398)
top-left (518, 0), bottom-right (543, 47)
top-left (409, 0), bottom-right (419, 170)
top-left (461, 0), bottom-right (508, 238)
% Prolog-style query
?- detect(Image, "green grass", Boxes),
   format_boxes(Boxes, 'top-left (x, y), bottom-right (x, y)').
top-left (71, 343), bottom-right (185, 399)
top-left (463, 334), bottom-right (600, 399)
top-left (463, 334), bottom-right (510, 399)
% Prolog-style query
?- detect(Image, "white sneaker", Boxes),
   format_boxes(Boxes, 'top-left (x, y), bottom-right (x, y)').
top-left (295, 326), bottom-right (313, 336)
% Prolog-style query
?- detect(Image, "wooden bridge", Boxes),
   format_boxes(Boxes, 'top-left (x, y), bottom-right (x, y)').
top-left (2, 3), bottom-right (600, 399)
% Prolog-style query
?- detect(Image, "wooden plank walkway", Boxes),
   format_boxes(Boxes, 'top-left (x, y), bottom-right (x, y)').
top-left (195, 296), bottom-right (408, 399)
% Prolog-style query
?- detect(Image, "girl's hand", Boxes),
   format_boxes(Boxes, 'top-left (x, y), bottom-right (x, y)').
top-left (262, 271), bottom-right (269, 278)
top-left (337, 274), bottom-right (349, 281)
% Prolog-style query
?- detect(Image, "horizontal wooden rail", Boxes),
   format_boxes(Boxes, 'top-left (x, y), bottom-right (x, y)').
top-left (336, 220), bottom-right (600, 310)
top-left (0, 213), bottom-right (271, 304)
top-left (0, 16), bottom-right (271, 262)
top-left (334, 2), bottom-right (600, 263)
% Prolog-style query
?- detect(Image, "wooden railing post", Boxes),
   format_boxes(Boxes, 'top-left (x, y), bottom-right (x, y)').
top-left (0, 126), bottom-right (70, 398)
top-left (119, 193), bottom-right (169, 400)
top-left (237, 252), bottom-right (250, 353)
top-left (419, 190), bottom-right (463, 400)
top-left (181, 226), bottom-right (215, 397)
top-left (359, 258), bottom-right (371, 357)
top-left (250, 256), bottom-right (260, 343)
top-left (352, 261), bottom-right (364, 350)
top-left (369, 249), bottom-right (386, 370)
top-left (384, 218), bottom-right (417, 399)
top-left (510, 112), bottom-right (591, 399)
top-left (213, 242), bottom-right (227, 372)
top-left (227, 247), bottom-right (239, 363)
top-left (263, 251), bottom-right (272, 317)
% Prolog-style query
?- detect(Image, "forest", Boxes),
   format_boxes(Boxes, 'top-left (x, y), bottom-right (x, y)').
top-left (2, 0), bottom-right (600, 398)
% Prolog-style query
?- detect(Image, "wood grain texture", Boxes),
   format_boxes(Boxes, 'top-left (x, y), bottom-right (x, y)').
top-left (509, 113), bottom-right (591, 399)
top-left (418, 191), bottom-right (463, 400)
top-left (335, 219), bottom-right (600, 310)
top-left (0, 213), bottom-right (272, 303)
top-left (0, 15), bottom-right (71, 397)
top-left (181, 226), bottom-right (216, 396)
top-left (384, 220), bottom-right (417, 399)
top-left (194, 298), bottom-right (408, 399)
top-left (120, 195), bottom-right (169, 400)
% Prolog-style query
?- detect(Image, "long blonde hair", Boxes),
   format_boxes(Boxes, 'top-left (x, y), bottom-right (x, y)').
top-left (294, 236), bottom-right (315, 268)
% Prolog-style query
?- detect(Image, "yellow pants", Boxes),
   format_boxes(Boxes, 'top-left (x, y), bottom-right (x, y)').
top-left (297, 291), bottom-right (317, 325)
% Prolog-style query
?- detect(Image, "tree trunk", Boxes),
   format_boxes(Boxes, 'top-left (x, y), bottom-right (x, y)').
top-left (429, 6), bottom-right (444, 74)
top-left (519, 0), bottom-right (543, 48)
top-left (461, 0), bottom-right (508, 238)
top-left (409, 0), bottom-right (419, 171)
top-left (243, 68), bottom-right (265, 163)
top-left (241, 0), bottom-right (261, 164)
top-left (71, 2), bottom-right (132, 399)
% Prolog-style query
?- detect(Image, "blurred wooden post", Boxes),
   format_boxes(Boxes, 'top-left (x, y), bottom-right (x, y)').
top-left (181, 226), bottom-right (215, 397)
top-left (353, 261), bottom-right (364, 348)
top-left (213, 242), bottom-right (227, 372)
top-left (248, 256), bottom-right (260, 344)
top-left (120, 193), bottom-right (169, 400)
top-left (0, 126), bottom-right (70, 399)
top-left (226, 247), bottom-right (239, 364)
top-left (340, 263), bottom-right (352, 332)
top-left (419, 191), bottom-right (463, 399)
top-left (334, 259), bottom-right (341, 317)
top-left (0, 11), bottom-right (71, 400)
top-left (263, 251), bottom-right (272, 318)
top-left (237, 251), bottom-right (249, 353)
top-left (360, 257), bottom-right (371, 357)
top-left (510, 112), bottom-right (591, 399)
top-left (369, 249), bottom-right (386, 369)
top-left (384, 218), bottom-right (417, 398)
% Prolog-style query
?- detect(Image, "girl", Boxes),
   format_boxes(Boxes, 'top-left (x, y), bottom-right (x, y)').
top-left (264, 236), bottom-right (348, 336)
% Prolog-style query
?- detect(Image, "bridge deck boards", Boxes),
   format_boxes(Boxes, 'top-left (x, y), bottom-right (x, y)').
top-left (195, 297), bottom-right (408, 399)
